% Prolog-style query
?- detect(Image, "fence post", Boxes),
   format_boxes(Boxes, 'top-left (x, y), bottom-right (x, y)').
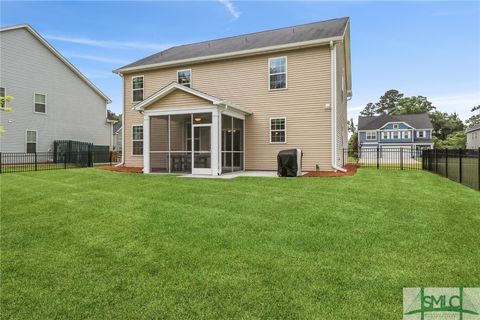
top-left (400, 148), bottom-right (404, 170)
top-left (0, 152), bottom-right (2, 174)
top-left (64, 152), bottom-right (67, 169)
top-left (109, 151), bottom-right (112, 166)
top-left (445, 149), bottom-right (448, 178)
top-left (376, 147), bottom-right (380, 169)
top-left (478, 148), bottom-right (480, 191)
top-left (434, 149), bottom-right (438, 173)
top-left (459, 149), bottom-right (462, 184)
top-left (34, 152), bottom-right (38, 171)
top-left (342, 149), bottom-right (345, 167)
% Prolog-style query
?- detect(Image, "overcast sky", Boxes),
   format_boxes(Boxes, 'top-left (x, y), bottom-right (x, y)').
top-left (2, 1), bottom-right (479, 122)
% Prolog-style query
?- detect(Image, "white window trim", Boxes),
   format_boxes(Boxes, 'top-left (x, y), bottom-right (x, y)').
top-left (366, 130), bottom-right (377, 141)
top-left (25, 129), bottom-right (37, 153)
top-left (33, 92), bottom-right (47, 114)
top-left (416, 130), bottom-right (426, 138)
top-left (268, 56), bottom-right (288, 91)
top-left (402, 131), bottom-right (411, 139)
top-left (392, 123), bottom-right (399, 129)
top-left (269, 117), bottom-right (287, 144)
top-left (392, 131), bottom-right (400, 139)
top-left (177, 68), bottom-right (192, 88)
top-left (381, 131), bottom-right (389, 140)
top-left (132, 75), bottom-right (144, 103)
top-left (131, 124), bottom-right (144, 156)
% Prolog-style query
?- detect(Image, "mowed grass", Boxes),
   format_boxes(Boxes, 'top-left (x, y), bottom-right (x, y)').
top-left (1, 169), bottom-right (479, 319)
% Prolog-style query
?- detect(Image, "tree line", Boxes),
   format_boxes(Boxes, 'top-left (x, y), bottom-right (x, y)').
top-left (348, 89), bottom-right (479, 150)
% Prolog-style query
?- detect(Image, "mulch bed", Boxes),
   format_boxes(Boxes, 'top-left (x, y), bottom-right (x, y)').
top-left (97, 166), bottom-right (143, 173)
top-left (303, 163), bottom-right (359, 177)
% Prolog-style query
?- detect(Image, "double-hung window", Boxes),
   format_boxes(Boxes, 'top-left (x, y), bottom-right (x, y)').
top-left (270, 118), bottom-right (286, 143)
top-left (132, 76), bottom-right (144, 102)
top-left (403, 131), bottom-right (411, 139)
top-left (392, 131), bottom-right (400, 139)
top-left (26, 130), bottom-right (37, 153)
top-left (34, 93), bottom-right (46, 113)
top-left (0, 87), bottom-right (5, 109)
top-left (177, 69), bottom-right (191, 87)
top-left (417, 131), bottom-right (425, 138)
top-left (382, 132), bottom-right (389, 140)
top-left (366, 131), bottom-right (377, 140)
top-left (132, 125), bottom-right (143, 155)
top-left (269, 57), bottom-right (287, 90)
top-left (392, 123), bottom-right (399, 129)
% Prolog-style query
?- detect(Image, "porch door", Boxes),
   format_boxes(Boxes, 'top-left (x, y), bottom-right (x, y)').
top-left (192, 124), bottom-right (212, 174)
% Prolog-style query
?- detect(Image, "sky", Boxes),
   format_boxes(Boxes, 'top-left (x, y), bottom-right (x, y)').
top-left (1, 1), bottom-right (479, 123)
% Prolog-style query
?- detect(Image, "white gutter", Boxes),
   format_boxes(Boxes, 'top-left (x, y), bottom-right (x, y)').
top-left (330, 40), bottom-right (347, 173)
top-left (116, 73), bottom-right (125, 167)
top-left (113, 36), bottom-right (343, 74)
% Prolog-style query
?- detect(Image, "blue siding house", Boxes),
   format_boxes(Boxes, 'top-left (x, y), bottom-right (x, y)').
top-left (358, 113), bottom-right (434, 155)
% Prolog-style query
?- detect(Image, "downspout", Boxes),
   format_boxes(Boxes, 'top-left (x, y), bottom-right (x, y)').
top-left (116, 73), bottom-right (125, 167)
top-left (330, 41), bottom-right (347, 173)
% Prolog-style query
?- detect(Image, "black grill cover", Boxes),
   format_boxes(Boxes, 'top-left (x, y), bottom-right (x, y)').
top-left (277, 149), bottom-right (303, 177)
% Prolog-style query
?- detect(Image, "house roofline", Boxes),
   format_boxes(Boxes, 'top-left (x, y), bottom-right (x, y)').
top-left (113, 36), bottom-right (344, 74)
top-left (1, 24), bottom-right (112, 104)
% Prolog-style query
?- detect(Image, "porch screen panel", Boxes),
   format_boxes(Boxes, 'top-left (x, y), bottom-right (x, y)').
top-left (150, 116), bottom-right (169, 172)
top-left (169, 114), bottom-right (192, 173)
top-left (222, 115), bottom-right (244, 173)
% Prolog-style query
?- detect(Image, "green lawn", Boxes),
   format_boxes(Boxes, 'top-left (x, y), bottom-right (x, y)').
top-left (1, 169), bottom-right (479, 319)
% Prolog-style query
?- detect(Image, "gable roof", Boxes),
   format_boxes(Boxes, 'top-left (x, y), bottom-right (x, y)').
top-left (113, 17), bottom-right (349, 74)
top-left (134, 82), bottom-right (252, 115)
top-left (358, 113), bottom-right (433, 130)
top-left (113, 122), bottom-right (122, 134)
top-left (466, 123), bottom-right (480, 133)
top-left (0, 24), bottom-right (111, 103)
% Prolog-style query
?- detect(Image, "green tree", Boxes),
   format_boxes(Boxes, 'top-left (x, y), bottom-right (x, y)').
top-left (465, 105), bottom-right (480, 128)
top-left (394, 96), bottom-right (436, 115)
top-left (347, 118), bottom-right (358, 151)
top-left (434, 131), bottom-right (466, 149)
top-left (429, 111), bottom-right (464, 141)
top-left (359, 102), bottom-right (377, 117)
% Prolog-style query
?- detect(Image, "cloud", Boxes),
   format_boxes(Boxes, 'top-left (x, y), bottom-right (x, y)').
top-left (64, 53), bottom-right (129, 65)
top-left (430, 93), bottom-right (480, 120)
top-left (45, 35), bottom-right (171, 51)
top-left (218, 0), bottom-right (240, 20)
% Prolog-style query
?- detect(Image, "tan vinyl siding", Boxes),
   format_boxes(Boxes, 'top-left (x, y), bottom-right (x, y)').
top-left (149, 90), bottom-right (211, 110)
top-left (123, 45), bottom-right (334, 171)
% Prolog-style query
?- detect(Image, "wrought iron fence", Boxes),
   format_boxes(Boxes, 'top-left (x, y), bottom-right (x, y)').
top-left (343, 147), bottom-right (423, 170)
top-left (0, 151), bottom-right (119, 174)
top-left (422, 149), bottom-right (480, 191)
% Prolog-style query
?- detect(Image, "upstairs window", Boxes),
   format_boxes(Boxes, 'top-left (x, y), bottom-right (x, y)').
top-left (417, 131), bottom-right (425, 138)
top-left (132, 76), bottom-right (144, 102)
top-left (382, 132), bottom-right (389, 140)
top-left (392, 123), bottom-right (399, 129)
top-left (177, 69), bottom-right (191, 88)
top-left (270, 117), bottom-right (286, 143)
top-left (366, 131), bottom-right (377, 140)
top-left (403, 131), bottom-right (411, 139)
top-left (0, 87), bottom-right (5, 108)
top-left (34, 93), bottom-right (46, 113)
top-left (26, 130), bottom-right (37, 153)
top-left (392, 131), bottom-right (400, 139)
top-left (132, 125), bottom-right (144, 155)
top-left (269, 57), bottom-right (287, 90)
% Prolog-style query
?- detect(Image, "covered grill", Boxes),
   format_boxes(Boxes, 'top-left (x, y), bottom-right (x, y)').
top-left (277, 149), bottom-right (303, 177)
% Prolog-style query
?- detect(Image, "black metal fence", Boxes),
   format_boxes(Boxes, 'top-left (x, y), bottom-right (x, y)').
top-left (422, 149), bottom-right (480, 191)
top-left (343, 147), bottom-right (423, 170)
top-left (0, 151), bottom-right (119, 174)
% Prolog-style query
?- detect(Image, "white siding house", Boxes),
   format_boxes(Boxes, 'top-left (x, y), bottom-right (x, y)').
top-left (0, 24), bottom-right (112, 152)
top-left (466, 124), bottom-right (480, 149)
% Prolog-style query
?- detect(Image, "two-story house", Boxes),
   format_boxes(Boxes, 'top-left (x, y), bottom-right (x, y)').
top-left (113, 17), bottom-right (352, 175)
top-left (0, 24), bottom-right (112, 153)
top-left (466, 124), bottom-right (480, 149)
top-left (358, 113), bottom-right (434, 156)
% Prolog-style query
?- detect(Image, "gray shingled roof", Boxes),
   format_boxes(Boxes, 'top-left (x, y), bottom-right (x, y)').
top-left (358, 113), bottom-right (433, 130)
top-left (466, 123), bottom-right (480, 132)
top-left (116, 17), bottom-right (348, 71)
top-left (113, 122), bottom-right (122, 133)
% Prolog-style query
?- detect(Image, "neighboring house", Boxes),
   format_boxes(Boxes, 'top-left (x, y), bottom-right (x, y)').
top-left (113, 17), bottom-right (352, 175)
top-left (112, 122), bottom-right (122, 152)
top-left (0, 24), bottom-right (112, 153)
top-left (466, 124), bottom-right (480, 149)
top-left (357, 113), bottom-right (434, 155)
